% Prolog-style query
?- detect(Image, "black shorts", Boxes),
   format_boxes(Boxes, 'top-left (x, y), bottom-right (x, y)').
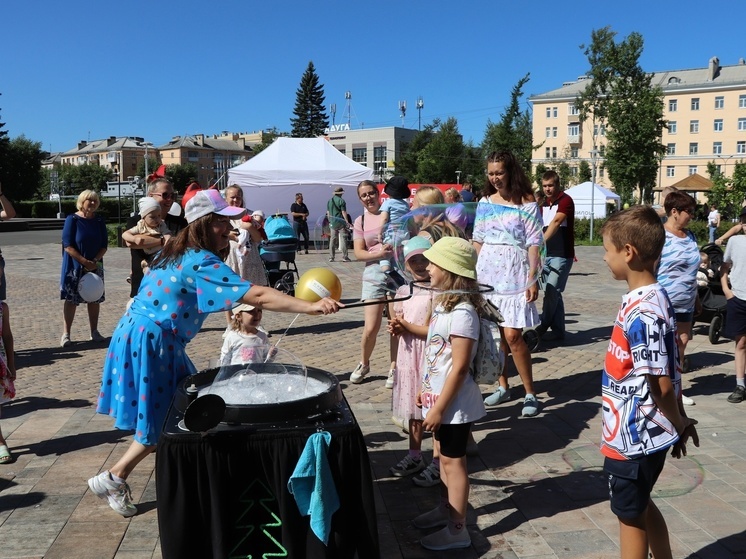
top-left (604, 450), bottom-right (667, 520)
top-left (434, 423), bottom-right (472, 458)
top-left (724, 295), bottom-right (746, 339)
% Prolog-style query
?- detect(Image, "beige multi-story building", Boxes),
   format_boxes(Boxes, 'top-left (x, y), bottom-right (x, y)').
top-left (530, 56), bottom-right (746, 201)
top-left (60, 136), bottom-right (153, 182)
top-left (157, 134), bottom-right (253, 188)
top-left (323, 125), bottom-right (419, 181)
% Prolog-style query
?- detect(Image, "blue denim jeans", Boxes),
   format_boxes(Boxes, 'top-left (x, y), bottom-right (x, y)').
top-left (539, 256), bottom-right (573, 335)
top-left (708, 225), bottom-right (717, 244)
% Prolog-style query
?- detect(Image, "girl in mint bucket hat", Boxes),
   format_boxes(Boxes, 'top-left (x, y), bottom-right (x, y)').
top-left (413, 236), bottom-right (485, 551)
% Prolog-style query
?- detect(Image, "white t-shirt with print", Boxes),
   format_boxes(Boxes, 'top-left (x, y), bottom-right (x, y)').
top-left (421, 302), bottom-right (486, 424)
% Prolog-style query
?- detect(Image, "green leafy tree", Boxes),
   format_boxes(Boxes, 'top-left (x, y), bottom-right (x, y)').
top-left (579, 160), bottom-right (592, 183)
top-left (136, 158), bottom-right (161, 179)
top-left (394, 121), bottom-right (438, 181)
top-left (290, 62), bottom-right (329, 138)
top-left (576, 27), bottom-right (666, 206)
top-left (534, 163), bottom-right (547, 188)
top-left (415, 117), bottom-right (464, 183)
top-left (165, 163), bottom-right (199, 193)
top-left (2, 135), bottom-right (45, 200)
top-left (58, 163), bottom-right (112, 195)
top-left (482, 74), bottom-right (538, 175)
top-left (557, 161), bottom-right (572, 190)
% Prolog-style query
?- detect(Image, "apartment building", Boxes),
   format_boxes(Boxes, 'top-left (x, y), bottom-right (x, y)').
top-left (530, 56), bottom-right (746, 200)
top-left (60, 136), bottom-right (153, 182)
top-left (157, 134), bottom-right (253, 188)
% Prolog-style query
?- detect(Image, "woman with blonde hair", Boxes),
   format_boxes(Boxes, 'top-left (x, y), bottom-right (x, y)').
top-left (60, 190), bottom-right (108, 347)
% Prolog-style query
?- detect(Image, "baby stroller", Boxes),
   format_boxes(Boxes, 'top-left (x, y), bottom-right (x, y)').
top-left (259, 215), bottom-right (299, 295)
top-left (695, 243), bottom-right (728, 344)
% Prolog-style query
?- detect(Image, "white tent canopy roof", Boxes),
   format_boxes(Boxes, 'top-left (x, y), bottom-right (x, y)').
top-left (227, 137), bottom-right (373, 226)
top-left (564, 181), bottom-right (621, 219)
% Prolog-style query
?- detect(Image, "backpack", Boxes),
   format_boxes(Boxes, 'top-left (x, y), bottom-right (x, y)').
top-left (471, 300), bottom-right (505, 385)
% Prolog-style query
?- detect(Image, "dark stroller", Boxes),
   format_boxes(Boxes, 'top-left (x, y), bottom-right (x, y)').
top-left (695, 243), bottom-right (728, 344)
top-left (259, 215), bottom-right (299, 295)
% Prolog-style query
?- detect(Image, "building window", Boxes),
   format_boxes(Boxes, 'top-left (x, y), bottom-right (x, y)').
top-left (593, 124), bottom-right (607, 137)
top-left (599, 167), bottom-right (605, 178)
top-left (373, 145), bottom-right (387, 177)
top-left (546, 108), bottom-right (551, 118)
top-left (668, 121), bottom-right (677, 134)
top-left (568, 124), bottom-right (579, 136)
top-left (690, 120), bottom-right (699, 133)
top-left (570, 166), bottom-right (578, 176)
top-left (713, 141), bottom-right (722, 155)
top-left (714, 119), bottom-right (723, 132)
top-left (739, 118), bottom-right (746, 131)
top-left (738, 141), bottom-right (746, 154)
top-left (689, 166), bottom-right (697, 175)
top-left (599, 145), bottom-right (606, 157)
top-left (545, 147), bottom-right (551, 159)
top-left (352, 147), bottom-right (367, 164)
top-left (570, 147), bottom-right (579, 158)
top-left (691, 98), bottom-right (700, 110)
top-left (669, 99), bottom-right (678, 112)
top-left (546, 127), bottom-right (551, 138)
top-left (552, 127), bottom-right (558, 137)
top-left (568, 103), bottom-right (579, 116)
top-left (715, 96), bottom-right (724, 109)
top-left (337, 148), bottom-right (345, 155)
top-left (666, 166), bottom-right (675, 177)
top-left (552, 147), bottom-right (557, 158)
top-left (740, 94), bottom-right (746, 108)
top-left (666, 143), bottom-right (676, 155)
top-left (689, 142), bottom-right (698, 155)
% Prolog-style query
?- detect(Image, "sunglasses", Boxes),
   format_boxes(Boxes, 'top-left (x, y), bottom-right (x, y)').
top-left (154, 192), bottom-right (175, 200)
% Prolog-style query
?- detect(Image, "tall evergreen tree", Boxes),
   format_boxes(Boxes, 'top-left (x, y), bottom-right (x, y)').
top-left (0, 95), bottom-right (10, 183)
top-left (290, 62), bottom-right (329, 138)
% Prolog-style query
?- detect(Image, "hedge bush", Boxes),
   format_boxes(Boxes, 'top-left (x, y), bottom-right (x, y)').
top-left (14, 198), bottom-right (136, 221)
top-left (574, 215), bottom-right (733, 247)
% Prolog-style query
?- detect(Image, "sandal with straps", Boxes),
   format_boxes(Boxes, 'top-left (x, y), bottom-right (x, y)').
top-left (0, 445), bottom-right (13, 464)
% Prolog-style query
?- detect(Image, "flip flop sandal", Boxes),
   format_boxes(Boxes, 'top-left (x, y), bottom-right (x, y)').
top-left (0, 445), bottom-right (12, 464)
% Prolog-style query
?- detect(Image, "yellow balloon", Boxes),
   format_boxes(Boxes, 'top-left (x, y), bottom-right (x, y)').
top-left (295, 268), bottom-right (342, 302)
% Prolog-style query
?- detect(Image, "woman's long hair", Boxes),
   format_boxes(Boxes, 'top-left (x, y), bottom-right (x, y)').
top-left (483, 151), bottom-right (534, 203)
top-left (434, 270), bottom-right (484, 313)
top-left (150, 214), bottom-right (230, 269)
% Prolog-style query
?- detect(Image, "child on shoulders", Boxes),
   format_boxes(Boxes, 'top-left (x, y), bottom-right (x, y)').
top-left (379, 176), bottom-right (411, 274)
top-left (600, 206), bottom-right (699, 559)
top-left (121, 197), bottom-right (171, 273)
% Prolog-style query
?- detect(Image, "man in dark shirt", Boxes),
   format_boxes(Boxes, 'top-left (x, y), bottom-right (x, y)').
top-left (460, 182), bottom-right (475, 203)
top-left (290, 192), bottom-right (310, 254)
top-left (125, 178), bottom-right (187, 297)
top-left (537, 171), bottom-right (575, 340)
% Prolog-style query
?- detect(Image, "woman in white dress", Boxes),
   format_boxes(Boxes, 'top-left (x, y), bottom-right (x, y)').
top-left (472, 151), bottom-right (543, 417)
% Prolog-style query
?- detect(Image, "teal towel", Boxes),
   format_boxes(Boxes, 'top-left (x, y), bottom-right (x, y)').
top-left (287, 431), bottom-right (340, 545)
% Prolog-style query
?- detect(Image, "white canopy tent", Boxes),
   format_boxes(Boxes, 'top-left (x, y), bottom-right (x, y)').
top-left (227, 137), bottom-right (374, 230)
top-left (564, 181), bottom-right (621, 219)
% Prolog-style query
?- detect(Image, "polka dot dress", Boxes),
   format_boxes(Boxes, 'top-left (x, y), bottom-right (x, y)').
top-left (96, 248), bottom-right (251, 445)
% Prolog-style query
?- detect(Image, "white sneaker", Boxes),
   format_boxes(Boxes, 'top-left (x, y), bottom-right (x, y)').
top-left (385, 368), bottom-right (395, 389)
top-left (350, 363), bottom-right (369, 384)
top-left (87, 471), bottom-right (137, 517)
top-left (413, 505), bottom-right (449, 529)
top-left (60, 333), bottom-right (71, 348)
top-left (522, 394), bottom-right (540, 417)
top-left (681, 394), bottom-right (695, 406)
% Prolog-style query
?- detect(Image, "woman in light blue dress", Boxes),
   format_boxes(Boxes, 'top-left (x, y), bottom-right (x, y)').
top-left (88, 190), bottom-right (340, 517)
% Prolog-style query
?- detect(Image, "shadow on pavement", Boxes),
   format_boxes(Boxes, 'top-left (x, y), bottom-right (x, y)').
top-left (15, 430), bottom-right (131, 458)
top-left (2, 396), bottom-right (91, 418)
top-left (686, 530), bottom-right (746, 558)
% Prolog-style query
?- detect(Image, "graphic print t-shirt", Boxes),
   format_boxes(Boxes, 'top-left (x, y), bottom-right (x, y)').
top-left (601, 283), bottom-right (681, 460)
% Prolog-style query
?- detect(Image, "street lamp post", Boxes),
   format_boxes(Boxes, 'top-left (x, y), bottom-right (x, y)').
top-left (589, 148), bottom-right (599, 242)
top-left (455, 170), bottom-right (461, 184)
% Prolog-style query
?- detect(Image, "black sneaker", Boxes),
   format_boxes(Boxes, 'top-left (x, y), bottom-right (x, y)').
top-left (727, 385), bottom-right (745, 403)
top-left (390, 455), bottom-right (425, 477)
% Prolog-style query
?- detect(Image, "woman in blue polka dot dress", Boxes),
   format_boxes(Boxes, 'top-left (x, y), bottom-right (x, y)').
top-left (87, 190), bottom-right (341, 517)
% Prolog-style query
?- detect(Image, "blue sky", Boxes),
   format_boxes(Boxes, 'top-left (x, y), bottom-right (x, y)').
top-left (2, 0), bottom-right (745, 154)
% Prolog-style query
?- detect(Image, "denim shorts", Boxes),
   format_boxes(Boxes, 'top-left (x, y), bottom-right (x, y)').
top-left (604, 450), bottom-right (667, 519)
top-left (361, 264), bottom-right (388, 301)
